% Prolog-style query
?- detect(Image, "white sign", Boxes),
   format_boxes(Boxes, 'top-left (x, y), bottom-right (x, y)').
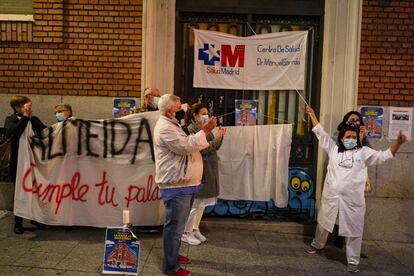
top-left (388, 107), bottom-right (412, 141)
top-left (193, 29), bottom-right (308, 90)
top-left (217, 124), bottom-right (292, 207)
top-left (14, 112), bottom-right (164, 227)
top-left (14, 112), bottom-right (292, 227)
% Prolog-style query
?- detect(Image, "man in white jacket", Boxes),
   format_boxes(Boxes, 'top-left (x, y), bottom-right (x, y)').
top-left (154, 94), bottom-right (216, 276)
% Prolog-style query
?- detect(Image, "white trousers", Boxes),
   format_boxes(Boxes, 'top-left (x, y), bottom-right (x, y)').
top-left (311, 224), bottom-right (362, 266)
top-left (184, 207), bottom-right (205, 233)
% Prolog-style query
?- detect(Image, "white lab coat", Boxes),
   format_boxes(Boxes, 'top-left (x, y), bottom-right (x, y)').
top-left (313, 124), bottom-right (393, 237)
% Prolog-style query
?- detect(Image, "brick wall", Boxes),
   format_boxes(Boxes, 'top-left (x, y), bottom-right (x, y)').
top-left (0, 0), bottom-right (143, 97)
top-left (359, 0), bottom-right (414, 107)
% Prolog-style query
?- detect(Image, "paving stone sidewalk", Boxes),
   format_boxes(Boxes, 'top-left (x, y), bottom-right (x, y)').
top-left (0, 211), bottom-right (413, 275)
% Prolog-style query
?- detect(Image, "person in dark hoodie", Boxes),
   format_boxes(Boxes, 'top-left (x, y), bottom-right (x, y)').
top-left (4, 96), bottom-right (47, 234)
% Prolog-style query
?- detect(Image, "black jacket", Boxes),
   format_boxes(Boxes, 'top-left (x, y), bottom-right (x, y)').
top-left (4, 113), bottom-right (46, 183)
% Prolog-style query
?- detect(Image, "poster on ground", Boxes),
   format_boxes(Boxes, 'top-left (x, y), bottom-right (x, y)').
top-left (388, 107), bottom-right (412, 141)
top-left (103, 227), bottom-right (140, 275)
top-left (360, 106), bottom-right (383, 140)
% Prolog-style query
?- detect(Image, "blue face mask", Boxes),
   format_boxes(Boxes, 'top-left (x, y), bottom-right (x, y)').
top-left (200, 114), bottom-right (209, 123)
top-left (152, 97), bottom-right (160, 107)
top-left (55, 112), bottom-right (65, 122)
top-left (343, 139), bottom-right (357, 150)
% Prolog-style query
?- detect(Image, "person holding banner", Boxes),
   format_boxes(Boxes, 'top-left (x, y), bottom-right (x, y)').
top-left (304, 106), bottom-right (406, 273)
top-left (181, 103), bottom-right (226, 245)
top-left (153, 94), bottom-right (217, 276)
top-left (140, 87), bottom-right (161, 112)
top-left (54, 103), bottom-right (73, 122)
top-left (4, 96), bottom-right (47, 234)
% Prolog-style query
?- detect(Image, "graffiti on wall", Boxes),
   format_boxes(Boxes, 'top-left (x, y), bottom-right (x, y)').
top-left (205, 167), bottom-right (316, 219)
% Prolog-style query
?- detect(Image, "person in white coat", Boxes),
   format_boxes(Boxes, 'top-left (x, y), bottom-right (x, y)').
top-left (304, 106), bottom-right (406, 273)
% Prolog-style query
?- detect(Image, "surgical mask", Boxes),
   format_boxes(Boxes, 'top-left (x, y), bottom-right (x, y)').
top-left (55, 112), bottom-right (65, 122)
top-left (343, 139), bottom-right (357, 150)
top-left (175, 109), bottom-right (185, 121)
top-left (152, 97), bottom-right (160, 107)
top-left (200, 114), bottom-right (209, 123)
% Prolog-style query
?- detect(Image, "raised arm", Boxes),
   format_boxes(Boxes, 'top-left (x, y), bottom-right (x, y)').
top-left (306, 106), bottom-right (319, 127)
top-left (390, 131), bottom-right (407, 156)
top-left (306, 105), bottom-right (337, 153)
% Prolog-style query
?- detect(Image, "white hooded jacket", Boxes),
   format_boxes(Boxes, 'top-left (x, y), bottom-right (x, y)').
top-left (153, 115), bottom-right (209, 189)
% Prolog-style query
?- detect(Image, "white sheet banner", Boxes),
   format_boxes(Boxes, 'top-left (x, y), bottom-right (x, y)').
top-left (14, 111), bottom-right (292, 227)
top-left (217, 124), bottom-right (292, 207)
top-left (193, 29), bottom-right (308, 90)
top-left (14, 112), bottom-right (164, 227)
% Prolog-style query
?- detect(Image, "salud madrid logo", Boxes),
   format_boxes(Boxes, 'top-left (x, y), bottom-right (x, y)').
top-left (198, 43), bottom-right (245, 75)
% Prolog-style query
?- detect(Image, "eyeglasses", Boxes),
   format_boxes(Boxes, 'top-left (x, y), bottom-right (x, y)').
top-left (338, 152), bottom-right (354, 168)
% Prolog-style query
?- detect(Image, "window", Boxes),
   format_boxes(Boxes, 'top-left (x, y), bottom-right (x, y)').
top-left (0, 0), bottom-right (33, 21)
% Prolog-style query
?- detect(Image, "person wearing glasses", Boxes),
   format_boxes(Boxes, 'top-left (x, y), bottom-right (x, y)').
top-left (54, 104), bottom-right (73, 122)
top-left (304, 106), bottom-right (406, 273)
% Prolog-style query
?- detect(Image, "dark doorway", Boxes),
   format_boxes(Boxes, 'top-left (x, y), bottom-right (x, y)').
top-left (175, 0), bottom-right (324, 219)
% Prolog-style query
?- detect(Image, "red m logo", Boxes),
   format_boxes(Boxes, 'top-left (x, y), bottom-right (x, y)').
top-left (221, 45), bottom-right (245, 67)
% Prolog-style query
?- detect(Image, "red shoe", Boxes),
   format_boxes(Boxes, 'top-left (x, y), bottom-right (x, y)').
top-left (178, 255), bottom-right (191, 264)
top-left (172, 268), bottom-right (191, 276)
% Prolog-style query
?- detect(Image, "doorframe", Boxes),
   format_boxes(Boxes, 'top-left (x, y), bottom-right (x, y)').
top-left (142, 0), bottom-right (363, 211)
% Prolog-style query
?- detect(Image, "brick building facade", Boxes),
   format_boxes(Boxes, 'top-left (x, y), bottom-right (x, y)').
top-left (0, 1), bottom-right (412, 105)
top-left (0, 0), bottom-right (143, 98)
top-left (359, 0), bottom-right (414, 107)
top-left (0, 0), bottom-right (412, 242)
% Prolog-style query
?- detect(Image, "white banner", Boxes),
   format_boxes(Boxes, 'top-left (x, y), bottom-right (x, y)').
top-left (217, 124), bottom-right (292, 207)
top-left (193, 29), bottom-right (308, 90)
top-left (14, 112), bottom-right (164, 227)
top-left (14, 112), bottom-right (292, 227)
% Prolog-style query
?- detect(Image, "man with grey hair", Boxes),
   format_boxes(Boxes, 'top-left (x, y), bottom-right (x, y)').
top-left (154, 94), bottom-right (217, 276)
top-left (141, 87), bottom-right (161, 112)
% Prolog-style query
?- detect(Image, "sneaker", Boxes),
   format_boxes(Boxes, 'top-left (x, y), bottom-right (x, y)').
top-left (178, 255), bottom-right (191, 264)
top-left (171, 267), bottom-right (191, 276)
top-left (304, 244), bottom-right (318, 254)
top-left (193, 229), bottom-right (206, 242)
top-left (181, 232), bottom-right (201, 246)
top-left (347, 264), bottom-right (360, 273)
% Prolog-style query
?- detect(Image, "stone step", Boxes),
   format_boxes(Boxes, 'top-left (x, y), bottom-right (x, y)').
top-left (200, 217), bottom-right (315, 236)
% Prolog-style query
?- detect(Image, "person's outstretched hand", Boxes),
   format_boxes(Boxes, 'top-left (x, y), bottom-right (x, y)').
top-left (391, 130), bottom-right (407, 156)
top-left (306, 105), bottom-right (315, 116)
top-left (214, 126), bottom-right (226, 140)
top-left (397, 131), bottom-right (407, 145)
top-left (202, 117), bottom-right (217, 134)
top-left (306, 105), bottom-right (319, 127)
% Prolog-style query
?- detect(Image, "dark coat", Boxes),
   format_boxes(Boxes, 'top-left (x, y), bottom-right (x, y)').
top-left (4, 113), bottom-right (46, 183)
top-left (187, 122), bottom-right (222, 199)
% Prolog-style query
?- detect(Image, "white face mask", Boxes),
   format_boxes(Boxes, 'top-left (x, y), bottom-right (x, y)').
top-left (55, 112), bottom-right (65, 122)
top-left (200, 114), bottom-right (209, 123)
top-left (152, 97), bottom-right (160, 107)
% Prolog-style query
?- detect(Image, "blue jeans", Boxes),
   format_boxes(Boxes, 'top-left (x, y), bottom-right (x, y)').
top-left (162, 193), bottom-right (195, 274)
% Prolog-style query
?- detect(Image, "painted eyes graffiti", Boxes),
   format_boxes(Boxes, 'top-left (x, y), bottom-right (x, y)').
top-left (290, 176), bottom-right (310, 193)
top-left (291, 177), bottom-right (301, 190)
top-left (301, 180), bottom-right (310, 192)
